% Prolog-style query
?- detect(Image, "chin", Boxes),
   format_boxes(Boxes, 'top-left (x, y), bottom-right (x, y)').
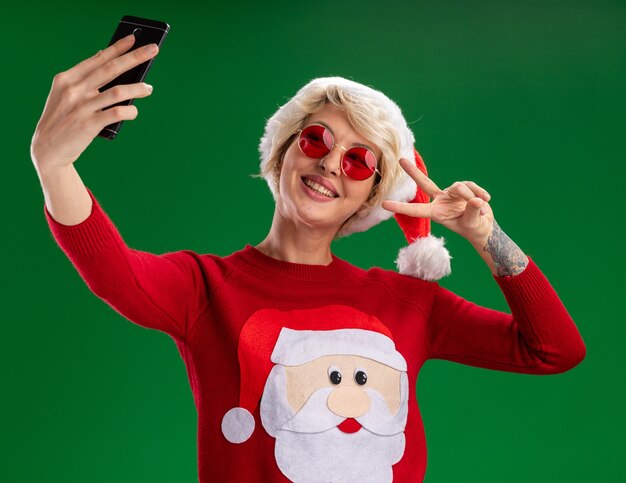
top-left (277, 182), bottom-right (356, 234)
top-left (297, 212), bottom-right (340, 232)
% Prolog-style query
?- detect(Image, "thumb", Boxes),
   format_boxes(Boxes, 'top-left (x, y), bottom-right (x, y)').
top-left (463, 198), bottom-right (484, 228)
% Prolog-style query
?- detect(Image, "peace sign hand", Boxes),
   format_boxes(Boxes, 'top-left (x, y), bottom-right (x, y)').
top-left (382, 158), bottom-right (494, 247)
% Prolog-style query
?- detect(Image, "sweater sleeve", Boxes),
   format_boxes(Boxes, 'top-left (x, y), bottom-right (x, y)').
top-left (426, 257), bottom-right (586, 375)
top-left (44, 187), bottom-right (209, 342)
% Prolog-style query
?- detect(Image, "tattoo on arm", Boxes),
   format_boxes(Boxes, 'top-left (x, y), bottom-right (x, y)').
top-left (482, 219), bottom-right (529, 277)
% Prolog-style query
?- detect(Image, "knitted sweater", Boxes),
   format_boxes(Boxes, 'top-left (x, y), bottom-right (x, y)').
top-left (44, 187), bottom-right (586, 482)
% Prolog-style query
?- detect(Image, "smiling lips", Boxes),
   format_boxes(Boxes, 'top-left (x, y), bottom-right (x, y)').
top-left (302, 176), bottom-right (339, 198)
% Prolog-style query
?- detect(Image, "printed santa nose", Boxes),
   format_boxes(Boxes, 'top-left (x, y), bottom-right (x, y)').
top-left (327, 386), bottom-right (371, 418)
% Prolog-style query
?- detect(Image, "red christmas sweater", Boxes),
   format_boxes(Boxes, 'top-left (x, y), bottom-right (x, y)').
top-left (44, 187), bottom-right (586, 482)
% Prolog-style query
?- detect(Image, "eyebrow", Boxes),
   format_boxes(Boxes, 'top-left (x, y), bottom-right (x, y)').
top-left (314, 120), bottom-right (376, 153)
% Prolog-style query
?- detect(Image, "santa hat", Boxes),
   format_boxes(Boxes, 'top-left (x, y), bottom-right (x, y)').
top-left (389, 147), bottom-right (452, 281)
top-left (221, 305), bottom-right (406, 444)
top-left (259, 76), bottom-right (452, 281)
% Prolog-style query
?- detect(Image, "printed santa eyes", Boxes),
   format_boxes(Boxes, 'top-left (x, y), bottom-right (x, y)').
top-left (328, 366), bottom-right (342, 385)
top-left (327, 366), bottom-right (368, 385)
top-left (354, 368), bottom-right (368, 386)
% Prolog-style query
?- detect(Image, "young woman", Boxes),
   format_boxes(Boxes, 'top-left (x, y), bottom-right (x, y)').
top-left (32, 34), bottom-right (586, 482)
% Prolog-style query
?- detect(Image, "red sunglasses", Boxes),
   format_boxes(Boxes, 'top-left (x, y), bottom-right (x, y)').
top-left (296, 123), bottom-right (381, 181)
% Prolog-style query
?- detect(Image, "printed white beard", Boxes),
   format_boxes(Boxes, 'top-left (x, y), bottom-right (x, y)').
top-left (260, 365), bottom-right (409, 483)
top-left (275, 427), bottom-right (405, 483)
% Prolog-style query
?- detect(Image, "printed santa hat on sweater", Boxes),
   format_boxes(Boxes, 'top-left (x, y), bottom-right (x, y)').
top-left (259, 76), bottom-right (452, 281)
top-left (221, 305), bottom-right (407, 444)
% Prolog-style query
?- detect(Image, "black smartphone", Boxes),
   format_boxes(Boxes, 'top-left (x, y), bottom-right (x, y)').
top-left (97, 15), bottom-right (170, 140)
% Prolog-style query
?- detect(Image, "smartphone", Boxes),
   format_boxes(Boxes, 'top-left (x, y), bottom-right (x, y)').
top-left (97, 15), bottom-right (170, 140)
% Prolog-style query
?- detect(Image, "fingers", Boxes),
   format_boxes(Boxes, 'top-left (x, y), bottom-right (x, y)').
top-left (95, 104), bottom-right (139, 126)
top-left (399, 158), bottom-right (444, 197)
top-left (444, 181), bottom-right (491, 202)
top-left (381, 200), bottom-right (432, 218)
top-left (444, 181), bottom-right (477, 201)
top-left (398, 158), bottom-right (491, 203)
top-left (85, 82), bottom-right (153, 113)
top-left (85, 42), bottom-right (159, 91)
top-left (66, 34), bottom-right (137, 81)
top-left (463, 181), bottom-right (491, 201)
top-left (463, 198), bottom-right (484, 227)
top-left (444, 182), bottom-right (490, 219)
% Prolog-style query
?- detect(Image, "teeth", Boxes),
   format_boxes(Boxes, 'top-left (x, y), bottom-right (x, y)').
top-left (303, 178), bottom-right (336, 198)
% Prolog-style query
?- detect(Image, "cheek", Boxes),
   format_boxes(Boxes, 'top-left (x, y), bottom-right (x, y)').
top-left (279, 144), bottom-right (305, 179)
top-left (351, 179), bottom-right (377, 205)
top-left (285, 368), bottom-right (329, 413)
top-left (276, 147), bottom-right (295, 190)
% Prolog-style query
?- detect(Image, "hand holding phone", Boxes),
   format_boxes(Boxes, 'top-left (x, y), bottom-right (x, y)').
top-left (31, 16), bottom-right (168, 175)
top-left (97, 16), bottom-right (170, 139)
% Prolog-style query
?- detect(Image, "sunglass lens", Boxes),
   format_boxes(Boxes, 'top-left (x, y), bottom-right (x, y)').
top-left (342, 147), bottom-right (377, 181)
top-left (299, 125), bottom-right (332, 158)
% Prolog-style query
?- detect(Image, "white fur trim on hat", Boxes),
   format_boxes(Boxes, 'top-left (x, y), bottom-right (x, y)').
top-left (221, 407), bottom-right (255, 444)
top-left (271, 328), bottom-right (407, 371)
top-left (396, 235), bottom-right (452, 281)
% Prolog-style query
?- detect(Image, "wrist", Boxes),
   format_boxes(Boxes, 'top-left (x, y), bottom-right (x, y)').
top-left (36, 163), bottom-right (74, 183)
top-left (469, 231), bottom-right (491, 252)
top-left (474, 219), bottom-right (529, 277)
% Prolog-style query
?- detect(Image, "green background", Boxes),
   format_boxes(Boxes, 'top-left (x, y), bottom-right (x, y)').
top-left (3, 0), bottom-right (624, 481)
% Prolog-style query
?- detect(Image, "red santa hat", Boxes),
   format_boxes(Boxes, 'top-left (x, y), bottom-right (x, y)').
top-left (390, 147), bottom-right (452, 281)
top-left (259, 76), bottom-right (452, 281)
top-left (221, 305), bottom-right (406, 444)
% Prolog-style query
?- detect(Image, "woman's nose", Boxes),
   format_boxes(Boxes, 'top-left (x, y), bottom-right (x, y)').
top-left (320, 145), bottom-right (344, 177)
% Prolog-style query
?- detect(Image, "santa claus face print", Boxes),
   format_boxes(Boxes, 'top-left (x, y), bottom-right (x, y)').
top-left (260, 350), bottom-right (409, 482)
top-left (284, 354), bottom-right (404, 433)
top-left (275, 103), bottom-right (380, 236)
top-left (220, 307), bottom-right (410, 481)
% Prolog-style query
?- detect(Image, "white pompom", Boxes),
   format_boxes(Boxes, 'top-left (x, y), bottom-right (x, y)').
top-left (221, 407), bottom-right (255, 444)
top-left (396, 235), bottom-right (452, 281)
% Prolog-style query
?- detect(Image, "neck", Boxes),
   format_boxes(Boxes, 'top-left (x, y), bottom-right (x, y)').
top-left (255, 209), bottom-right (338, 266)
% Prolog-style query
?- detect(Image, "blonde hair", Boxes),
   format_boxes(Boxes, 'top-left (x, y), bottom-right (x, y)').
top-left (253, 77), bottom-right (414, 239)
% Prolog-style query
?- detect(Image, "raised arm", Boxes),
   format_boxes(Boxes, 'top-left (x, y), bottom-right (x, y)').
top-left (32, 35), bottom-right (208, 342)
top-left (428, 219), bottom-right (586, 374)
top-left (470, 218), bottom-right (529, 277)
top-left (427, 256), bottom-right (586, 374)
top-left (30, 32), bottom-right (157, 197)
top-left (382, 158), bottom-right (585, 373)
top-left (41, 178), bottom-right (209, 342)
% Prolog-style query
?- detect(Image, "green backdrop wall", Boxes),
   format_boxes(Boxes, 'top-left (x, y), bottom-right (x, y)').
top-left (3, 0), bottom-right (624, 481)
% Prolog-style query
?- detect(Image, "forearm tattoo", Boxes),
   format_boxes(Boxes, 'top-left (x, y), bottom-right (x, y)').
top-left (482, 219), bottom-right (529, 277)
